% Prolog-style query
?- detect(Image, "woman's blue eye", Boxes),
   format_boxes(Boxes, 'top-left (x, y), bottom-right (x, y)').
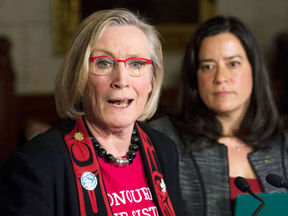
top-left (96, 59), bottom-right (114, 68)
top-left (132, 62), bottom-right (140, 67)
top-left (100, 61), bottom-right (109, 67)
top-left (129, 60), bottom-right (147, 69)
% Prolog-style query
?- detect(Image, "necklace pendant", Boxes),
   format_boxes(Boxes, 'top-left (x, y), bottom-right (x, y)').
top-left (115, 157), bottom-right (131, 166)
top-left (236, 146), bottom-right (240, 152)
top-left (116, 158), bottom-right (125, 166)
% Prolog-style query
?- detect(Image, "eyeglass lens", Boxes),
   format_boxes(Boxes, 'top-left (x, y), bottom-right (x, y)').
top-left (90, 57), bottom-right (149, 77)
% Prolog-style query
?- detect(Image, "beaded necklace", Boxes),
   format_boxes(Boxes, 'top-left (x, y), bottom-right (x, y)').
top-left (84, 119), bottom-right (140, 166)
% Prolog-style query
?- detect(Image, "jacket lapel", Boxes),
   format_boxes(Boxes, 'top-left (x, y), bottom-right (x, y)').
top-left (248, 140), bottom-right (288, 193)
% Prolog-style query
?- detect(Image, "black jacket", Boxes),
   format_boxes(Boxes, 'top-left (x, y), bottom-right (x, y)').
top-left (0, 118), bottom-right (183, 216)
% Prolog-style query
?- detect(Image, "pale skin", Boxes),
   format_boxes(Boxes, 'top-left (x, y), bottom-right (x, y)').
top-left (83, 25), bottom-right (152, 158)
top-left (198, 32), bottom-right (256, 179)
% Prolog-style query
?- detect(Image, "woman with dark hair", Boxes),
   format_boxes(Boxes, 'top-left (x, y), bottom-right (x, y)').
top-left (148, 16), bottom-right (288, 215)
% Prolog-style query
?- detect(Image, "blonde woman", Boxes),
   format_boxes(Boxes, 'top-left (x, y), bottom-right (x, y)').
top-left (0, 9), bottom-right (182, 216)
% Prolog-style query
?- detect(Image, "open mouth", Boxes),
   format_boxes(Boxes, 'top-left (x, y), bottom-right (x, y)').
top-left (108, 99), bottom-right (133, 108)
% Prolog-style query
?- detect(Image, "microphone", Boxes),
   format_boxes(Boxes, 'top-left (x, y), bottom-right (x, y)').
top-left (266, 173), bottom-right (288, 189)
top-left (234, 176), bottom-right (265, 216)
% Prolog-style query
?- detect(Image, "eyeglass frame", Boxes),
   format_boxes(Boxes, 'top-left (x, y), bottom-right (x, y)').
top-left (89, 56), bottom-right (152, 76)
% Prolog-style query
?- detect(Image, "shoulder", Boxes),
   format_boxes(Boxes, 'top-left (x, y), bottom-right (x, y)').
top-left (137, 121), bottom-right (178, 157)
top-left (1, 118), bottom-right (77, 188)
top-left (146, 116), bottom-right (174, 133)
top-left (0, 119), bottom-right (79, 215)
top-left (145, 116), bottom-right (177, 139)
top-left (268, 130), bottom-right (288, 150)
top-left (21, 119), bottom-right (74, 151)
top-left (137, 121), bottom-right (175, 146)
top-left (138, 119), bottom-right (172, 139)
top-left (13, 119), bottom-right (76, 169)
top-left (145, 116), bottom-right (184, 149)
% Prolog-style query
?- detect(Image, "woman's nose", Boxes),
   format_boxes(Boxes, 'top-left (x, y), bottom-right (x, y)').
top-left (111, 62), bottom-right (130, 89)
top-left (213, 66), bottom-right (228, 84)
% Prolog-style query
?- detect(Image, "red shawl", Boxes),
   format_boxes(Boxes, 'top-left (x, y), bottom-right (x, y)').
top-left (64, 117), bottom-right (175, 216)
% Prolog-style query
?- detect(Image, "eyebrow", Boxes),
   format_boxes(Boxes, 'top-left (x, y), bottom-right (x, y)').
top-left (199, 55), bottom-right (244, 63)
top-left (92, 49), bottom-right (114, 57)
top-left (92, 49), bottom-right (147, 59)
top-left (199, 59), bottom-right (214, 64)
top-left (223, 55), bottom-right (243, 60)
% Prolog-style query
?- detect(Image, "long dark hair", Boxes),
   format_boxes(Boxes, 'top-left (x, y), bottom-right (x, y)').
top-left (170, 16), bottom-right (283, 151)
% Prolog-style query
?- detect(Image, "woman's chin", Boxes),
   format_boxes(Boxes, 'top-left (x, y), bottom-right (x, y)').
top-left (105, 118), bottom-right (136, 130)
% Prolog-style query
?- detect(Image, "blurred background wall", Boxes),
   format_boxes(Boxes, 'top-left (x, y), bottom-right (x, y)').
top-left (0, 0), bottom-right (287, 95)
top-left (0, 0), bottom-right (288, 166)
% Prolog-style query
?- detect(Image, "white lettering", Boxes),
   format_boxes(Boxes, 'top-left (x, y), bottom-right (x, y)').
top-left (131, 207), bottom-right (159, 216)
top-left (126, 190), bottom-right (133, 203)
top-left (112, 191), bottom-right (126, 206)
top-left (140, 187), bottom-right (153, 200)
top-left (131, 189), bottom-right (142, 203)
top-left (148, 206), bottom-right (159, 216)
top-left (118, 212), bottom-right (128, 216)
top-left (142, 208), bottom-right (151, 216)
top-left (132, 209), bottom-right (141, 216)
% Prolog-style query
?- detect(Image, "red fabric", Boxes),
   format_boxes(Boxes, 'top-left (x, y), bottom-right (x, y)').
top-left (64, 118), bottom-right (113, 216)
top-left (64, 118), bottom-right (176, 216)
top-left (137, 124), bottom-right (176, 216)
top-left (99, 151), bottom-right (158, 216)
top-left (230, 177), bottom-right (263, 200)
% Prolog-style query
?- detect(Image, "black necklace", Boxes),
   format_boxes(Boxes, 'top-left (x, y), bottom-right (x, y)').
top-left (85, 121), bottom-right (140, 166)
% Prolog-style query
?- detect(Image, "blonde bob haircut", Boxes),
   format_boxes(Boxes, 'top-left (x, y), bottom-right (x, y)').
top-left (55, 8), bottom-right (163, 122)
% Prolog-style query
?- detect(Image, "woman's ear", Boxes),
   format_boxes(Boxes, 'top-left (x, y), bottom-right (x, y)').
top-left (149, 82), bottom-right (152, 93)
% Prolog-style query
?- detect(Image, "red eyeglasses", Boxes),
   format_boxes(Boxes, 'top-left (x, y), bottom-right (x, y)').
top-left (89, 56), bottom-right (152, 77)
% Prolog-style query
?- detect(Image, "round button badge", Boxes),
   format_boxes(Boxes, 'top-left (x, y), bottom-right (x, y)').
top-left (81, 172), bottom-right (97, 190)
top-left (74, 132), bottom-right (84, 141)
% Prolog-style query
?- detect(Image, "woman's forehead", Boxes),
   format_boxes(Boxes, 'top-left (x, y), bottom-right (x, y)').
top-left (92, 25), bottom-right (150, 58)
